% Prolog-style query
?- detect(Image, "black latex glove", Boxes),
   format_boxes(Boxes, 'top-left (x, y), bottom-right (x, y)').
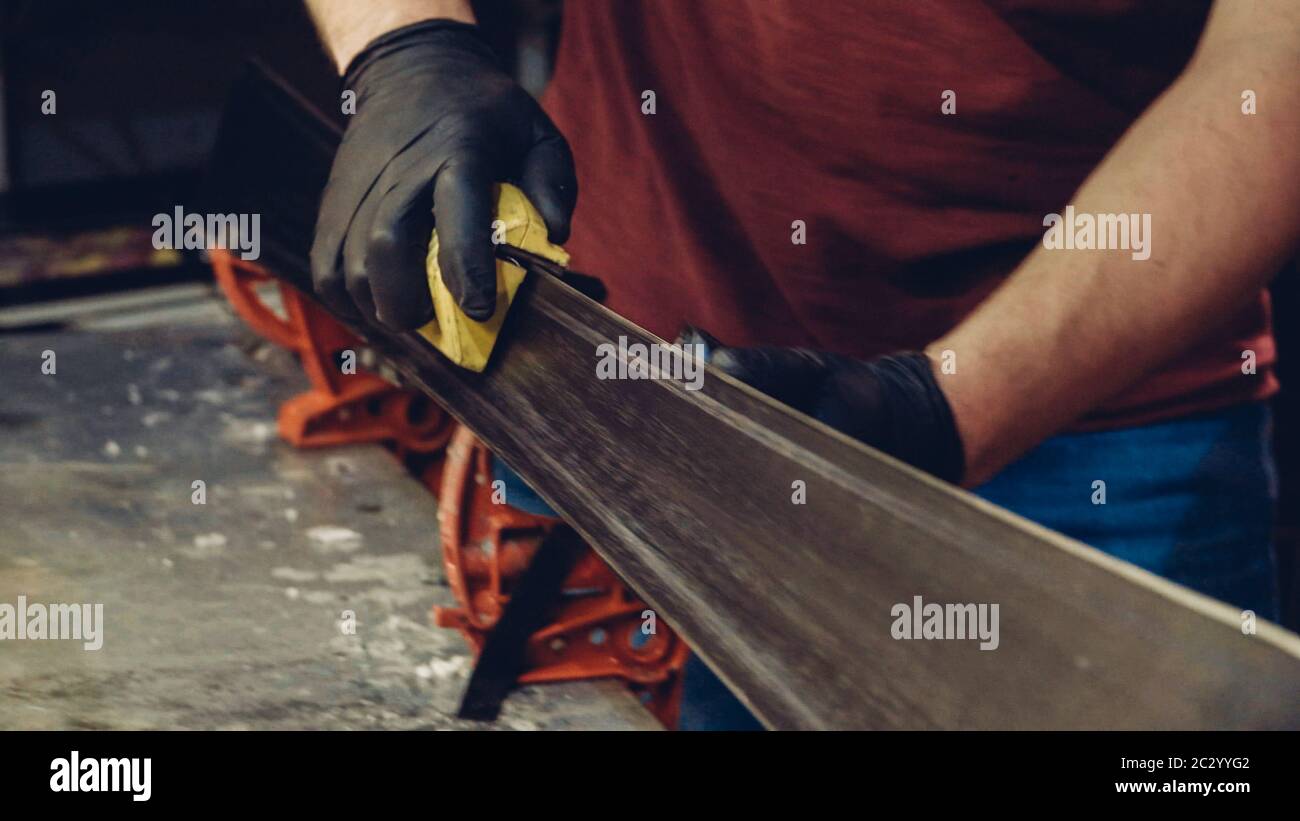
top-left (310, 19), bottom-right (577, 328)
top-left (686, 330), bottom-right (966, 484)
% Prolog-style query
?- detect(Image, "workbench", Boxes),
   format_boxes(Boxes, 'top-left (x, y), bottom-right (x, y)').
top-left (0, 286), bottom-right (657, 730)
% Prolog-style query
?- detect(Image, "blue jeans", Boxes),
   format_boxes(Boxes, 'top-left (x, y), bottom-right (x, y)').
top-left (494, 401), bottom-right (1280, 729)
top-left (976, 402), bottom-right (1279, 620)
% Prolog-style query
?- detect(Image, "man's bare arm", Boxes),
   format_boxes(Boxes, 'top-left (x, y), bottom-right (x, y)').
top-left (305, 0), bottom-right (475, 73)
top-left (929, 0), bottom-right (1300, 486)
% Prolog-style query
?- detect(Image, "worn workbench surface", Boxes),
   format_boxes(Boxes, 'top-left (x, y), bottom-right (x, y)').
top-left (0, 287), bottom-right (657, 730)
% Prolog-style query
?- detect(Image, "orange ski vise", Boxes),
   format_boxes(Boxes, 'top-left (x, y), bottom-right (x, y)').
top-left (433, 424), bottom-right (688, 727)
top-left (212, 249), bottom-right (684, 726)
top-left (209, 248), bottom-right (453, 458)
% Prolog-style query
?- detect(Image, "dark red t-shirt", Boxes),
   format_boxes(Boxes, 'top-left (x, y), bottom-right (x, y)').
top-left (542, 0), bottom-right (1278, 429)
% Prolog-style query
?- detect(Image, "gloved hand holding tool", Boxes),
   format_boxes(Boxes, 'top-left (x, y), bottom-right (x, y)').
top-left (310, 18), bottom-right (577, 330)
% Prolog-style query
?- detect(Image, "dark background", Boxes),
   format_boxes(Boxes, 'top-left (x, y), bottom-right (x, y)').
top-left (0, 0), bottom-right (553, 241)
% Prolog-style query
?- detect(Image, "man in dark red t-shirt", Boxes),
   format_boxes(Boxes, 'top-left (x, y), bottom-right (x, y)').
top-left (304, 0), bottom-right (1299, 723)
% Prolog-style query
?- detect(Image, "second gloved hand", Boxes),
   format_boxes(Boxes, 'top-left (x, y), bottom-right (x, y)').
top-left (310, 19), bottom-right (577, 329)
top-left (695, 334), bottom-right (966, 484)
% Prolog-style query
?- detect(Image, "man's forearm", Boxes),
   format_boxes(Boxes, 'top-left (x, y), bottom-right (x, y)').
top-left (929, 2), bottom-right (1300, 487)
top-left (305, 0), bottom-right (475, 73)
